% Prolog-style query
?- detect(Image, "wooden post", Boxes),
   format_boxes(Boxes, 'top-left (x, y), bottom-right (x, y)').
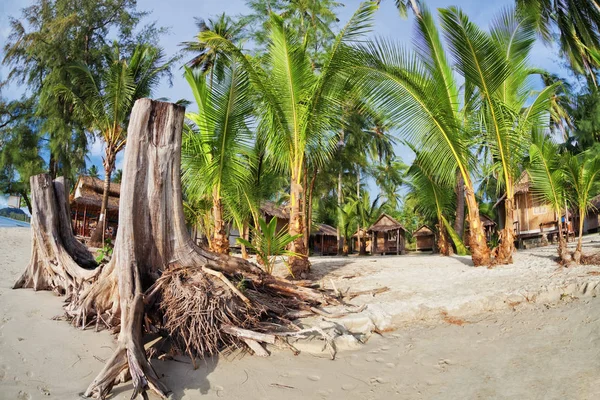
top-left (74, 208), bottom-right (78, 234)
top-left (83, 205), bottom-right (87, 237)
top-left (396, 229), bottom-right (399, 255)
top-left (372, 232), bottom-right (376, 255)
top-left (320, 234), bottom-right (324, 256)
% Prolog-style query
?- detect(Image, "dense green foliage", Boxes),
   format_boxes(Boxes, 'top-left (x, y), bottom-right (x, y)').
top-left (2, 0), bottom-right (600, 263)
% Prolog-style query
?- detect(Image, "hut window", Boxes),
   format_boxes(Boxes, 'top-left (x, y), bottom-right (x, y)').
top-left (388, 231), bottom-right (397, 241)
top-left (532, 196), bottom-right (547, 215)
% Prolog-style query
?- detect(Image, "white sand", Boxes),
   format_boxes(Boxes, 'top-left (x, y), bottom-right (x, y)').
top-left (2, 227), bottom-right (600, 399)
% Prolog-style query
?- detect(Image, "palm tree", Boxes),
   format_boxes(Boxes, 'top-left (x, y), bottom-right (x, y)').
top-left (528, 134), bottom-right (571, 263)
top-left (87, 165), bottom-right (99, 179)
top-left (354, 191), bottom-right (385, 254)
top-left (352, 7), bottom-right (492, 265)
top-left (182, 62), bottom-right (254, 254)
top-left (112, 169), bottom-right (123, 184)
top-left (181, 13), bottom-right (245, 84)
top-left (517, 0), bottom-right (600, 82)
top-left (442, 7), bottom-right (559, 263)
top-left (201, 2), bottom-right (379, 276)
top-left (563, 149), bottom-right (600, 262)
top-left (56, 43), bottom-right (171, 246)
top-left (244, 0), bottom-right (341, 61)
top-left (406, 151), bottom-right (456, 255)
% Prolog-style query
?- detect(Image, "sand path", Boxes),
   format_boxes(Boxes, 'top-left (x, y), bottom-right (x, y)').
top-left (2, 227), bottom-right (600, 399)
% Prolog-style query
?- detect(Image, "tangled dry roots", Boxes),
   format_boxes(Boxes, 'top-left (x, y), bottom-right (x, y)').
top-left (153, 266), bottom-right (332, 363)
top-left (158, 267), bottom-right (260, 359)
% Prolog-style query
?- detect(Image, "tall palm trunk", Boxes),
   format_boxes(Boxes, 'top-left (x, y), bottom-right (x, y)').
top-left (556, 216), bottom-right (571, 264)
top-left (288, 169), bottom-right (310, 278)
top-left (337, 170), bottom-right (344, 255)
top-left (304, 168), bottom-right (317, 255)
top-left (240, 221), bottom-right (249, 259)
top-left (89, 148), bottom-right (116, 247)
top-left (573, 208), bottom-right (586, 263)
top-left (454, 170), bottom-right (465, 239)
top-left (437, 218), bottom-right (451, 256)
top-left (211, 192), bottom-right (229, 254)
top-left (464, 185), bottom-right (491, 266)
top-left (496, 196), bottom-right (516, 264)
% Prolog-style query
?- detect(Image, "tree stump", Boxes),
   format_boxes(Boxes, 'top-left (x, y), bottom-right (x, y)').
top-left (17, 99), bottom-right (340, 399)
top-left (13, 174), bottom-right (98, 295)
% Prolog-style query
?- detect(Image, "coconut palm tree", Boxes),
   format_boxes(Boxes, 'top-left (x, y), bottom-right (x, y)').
top-left (87, 165), bottom-right (99, 179)
top-left (352, 7), bottom-right (492, 265)
top-left (182, 62), bottom-right (254, 254)
top-left (563, 148), bottom-right (600, 262)
top-left (442, 7), bottom-right (560, 263)
top-left (528, 134), bottom-right (571, 263)
top-left (516, 0), bottom-right (600, 82)
top-left (200, 2), bottom-right (379, 276)
top-left (406, 151), bottom-right (456, 256)
top-left (56, 43), bottom-right (171, 246)
top-left (181, 13), bottom-right (245, 84)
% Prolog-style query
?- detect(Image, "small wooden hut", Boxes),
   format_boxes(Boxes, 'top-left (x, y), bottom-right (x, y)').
top-left (367, 214), bottom-right (406, 255)
top-left (310, 223), bottom-right (338, 255)
top-left (260, 200), bottom-right (289, 233)
top-left (351, 228), bottom-right (371, 253)
top-left (583, 194), bottom-right (600, 234)
top-left (413, 225), bottom-right (434, 251)
top-left (70, 176), bottom-right (120, 240)
top-left (227, 200), bottom-right (289, 248)
top-left (479, 214), bottom-right (497, 241)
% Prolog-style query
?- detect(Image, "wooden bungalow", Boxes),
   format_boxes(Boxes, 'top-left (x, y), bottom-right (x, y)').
top-left (367, 214), bottom-right (406, 255)
top-left (511, 171), bottom-right (567, 241)
top-left (480, 214), bottom-right (497, 241)
top-left (227, 200), bottom-right (289, 248)
top-left (413, 225), bottom-right (434, 251)
top-left (310, 223), bottom-right (338, 255)
top-left (70, 175), bottom-right (120, 240)
top-left (580, 194), bottom-right (600, 234)
top-left (351, 228), bottom-right (371, 253)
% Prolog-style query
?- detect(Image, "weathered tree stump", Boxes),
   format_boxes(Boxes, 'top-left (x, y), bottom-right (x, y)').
top-left (16, 99), bottom-right (342, 399)
top-left (13, 174), bottom-right (98, 295)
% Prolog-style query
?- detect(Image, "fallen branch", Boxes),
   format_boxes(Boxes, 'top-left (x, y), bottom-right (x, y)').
top-left (346, 287), bottom-right (389, 300)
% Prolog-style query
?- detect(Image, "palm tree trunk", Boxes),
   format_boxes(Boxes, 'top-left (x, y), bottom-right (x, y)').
top-left (89, 149), bottom-right (115, 247)
top-left (337, 170), bottom-right (344, 255)
top-left (240, 221), bottom-right (249, 260)
top-left (288, 171), bottom-right (310, 278)
top-left (454, 170), bottom-right (465, 239)
top-left (496, 196), bottom-right (516, 264)
top-left (305, 168), bottom-right (317, 255)
top-left (464, 185), bottom-right (491, 266)
top-left (573, 208), bottom-right (586, 263)
top-left (437, 218), bottom-right (451, 256)
top-left (212, 193), bottom-right (229, 254)
top-left (556, 216), bottom-right (571, 264)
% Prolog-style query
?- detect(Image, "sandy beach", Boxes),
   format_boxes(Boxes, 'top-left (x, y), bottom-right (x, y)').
top-left (2, 226), bottom-right (600, 399)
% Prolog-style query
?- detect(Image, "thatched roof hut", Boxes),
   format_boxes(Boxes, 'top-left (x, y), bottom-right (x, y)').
top-left (413, 225), bottom-right (434, 251)
top-left (70, 175), bottom-right (121, 238)
top-left (310, 223), bottom-right (337, 255)
top-left (71, 175), bottom-right (120, 212)
top-left (367, 214), bottom-right (406, 255)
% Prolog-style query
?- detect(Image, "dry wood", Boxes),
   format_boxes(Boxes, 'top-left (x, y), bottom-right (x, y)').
top-left (13, 174), bottom-right (99, 295)
top-left (222, 325), bottom-right (276, 344)
top-left (201, 266), bottom-right (251, 305)
top-left (17, 99), bottom-right (348, 399)
top-left (346, 287), bottom-right (390, 300)
top-left (243, 339), bottom-right (269, 357)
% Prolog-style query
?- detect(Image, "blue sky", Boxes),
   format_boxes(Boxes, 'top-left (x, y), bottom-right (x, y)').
top-left (0, 0), bottom-right (569, 184)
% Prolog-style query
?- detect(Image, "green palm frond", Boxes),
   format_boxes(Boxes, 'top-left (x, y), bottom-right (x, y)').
top-left (182, 61), bottom-right (254, 211)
